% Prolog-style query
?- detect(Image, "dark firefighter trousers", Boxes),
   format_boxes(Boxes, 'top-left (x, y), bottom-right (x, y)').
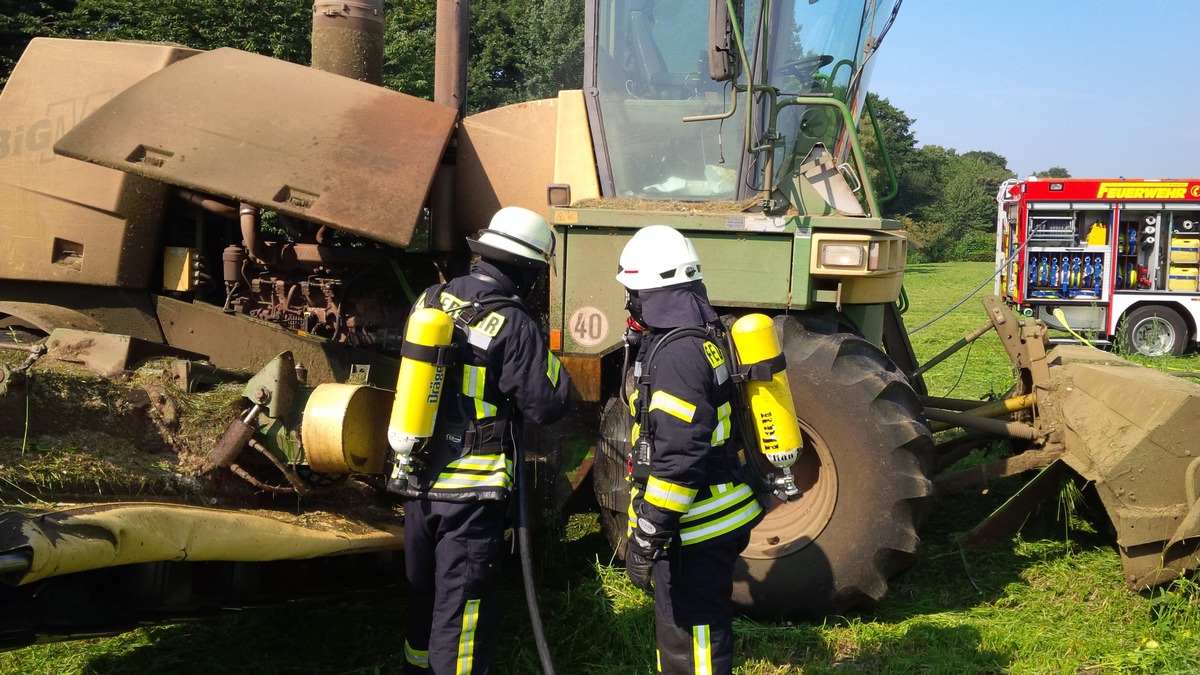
top-left (403, 498), bottom-right (507, 675)
top-left (653, 529), bottom-right (752, 675)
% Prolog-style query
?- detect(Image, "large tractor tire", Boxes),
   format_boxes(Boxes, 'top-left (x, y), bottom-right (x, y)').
top-left (594, 395), bottom-right (634, 557)
top-left (735, 317), bottom-right (935, 619)
top-left (593, 316), bottom-right (936, 620)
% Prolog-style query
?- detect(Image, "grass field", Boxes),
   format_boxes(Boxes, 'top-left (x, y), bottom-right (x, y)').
top-left (3, 262), bottom-right (1199, 674)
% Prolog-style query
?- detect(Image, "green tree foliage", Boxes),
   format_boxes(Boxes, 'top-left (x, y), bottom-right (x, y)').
top-left (30, 0), bottom-right (312, 62)
top-left (382, 0), bottom-right (584, 107)
top-left (3, 0), bottom-right (1015, 264)
top-left (516, 0), bottom-right (584, 102)
top-left (936, 151), bottom-right (1015, 261)
top-left (1034, 166), bottom-right (1071, 178)
top-left (459, 0), bottom-right (518, 111)
top-left (0, 0), bottom-right (75, 90)
top-left (896, 147), bottom-right (1015, 262)
top-left (858, 94), bottom-right (943, 219)
top-left (859, 97), bottom-right (1018, 262)
top-left (382, 0), bottom-right (436, 99)
top-left (466, 0), bottom-right (583, 113)
top-left (858, 94), bottom-right (909, 205)
top-left (2, 0), bottom-right (581, 108)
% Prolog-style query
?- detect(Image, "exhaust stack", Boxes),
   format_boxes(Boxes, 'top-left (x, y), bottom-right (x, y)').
top-left (312, 0), bottom-right (384, 85)
top-left (429, 0), bottom-right (471, 254)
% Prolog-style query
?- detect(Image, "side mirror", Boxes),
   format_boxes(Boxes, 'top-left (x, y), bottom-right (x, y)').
top-left (708, 0), bottom-right (737, 82)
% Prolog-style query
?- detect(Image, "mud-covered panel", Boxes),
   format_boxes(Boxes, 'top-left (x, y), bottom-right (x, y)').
top-left (154, 294), bottom-right (399, 386)
top-left (1052, 347), bottom-right (1200, 549)
top-left (54, 48), bottom-right (456, 248)
top-left (0, 38), bottom-right (196, 287)
top-left (458, 98), bottom-right (559, 236)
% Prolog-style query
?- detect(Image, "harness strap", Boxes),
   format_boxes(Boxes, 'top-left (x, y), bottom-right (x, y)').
top-left (462, 417), bottom-right (508, 455)
top-left (421, 283), bottom-right (449, 310)
top-left (719, 323), bottom-right (776, 504)
top-left (630, 325), bottom-right (726, 484)
top-left (730, 352), bottom-right (786, 384)
top-left (419, 281), bottom-right (528, 455)
top-left (399, 340), bottom-right (458, 367)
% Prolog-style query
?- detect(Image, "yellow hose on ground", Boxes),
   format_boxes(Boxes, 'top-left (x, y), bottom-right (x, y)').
top-left (1052, 308), bottom-right (1093, 347)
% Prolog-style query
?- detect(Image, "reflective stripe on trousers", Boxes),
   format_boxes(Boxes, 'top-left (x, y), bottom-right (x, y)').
top-left (404, 499), bottom-right (506, 674)
top-left (652, 529), bottom-right (750, 675)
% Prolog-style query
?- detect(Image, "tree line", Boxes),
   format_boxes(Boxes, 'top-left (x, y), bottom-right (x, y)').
top-left (857, 95), bottom-right (1070, 263)
top-left (1, 0), bottom-right (1068, 263)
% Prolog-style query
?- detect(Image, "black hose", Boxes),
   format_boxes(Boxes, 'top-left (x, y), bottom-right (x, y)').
top-left (515, 436), bottom-right (556, 674)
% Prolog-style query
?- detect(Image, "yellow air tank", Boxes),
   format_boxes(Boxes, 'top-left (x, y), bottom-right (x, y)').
top-left (386, 307), bottom-right (455, 490)
top-left (730, 313), bottom-right (803, 499)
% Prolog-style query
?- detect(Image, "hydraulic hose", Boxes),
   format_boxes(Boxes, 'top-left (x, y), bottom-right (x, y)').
top-left (514, 431), bottom-right (556, 674)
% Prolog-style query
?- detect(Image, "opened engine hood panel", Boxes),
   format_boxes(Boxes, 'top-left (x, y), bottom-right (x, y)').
top-left (54, 47), bottom-right (456, 247)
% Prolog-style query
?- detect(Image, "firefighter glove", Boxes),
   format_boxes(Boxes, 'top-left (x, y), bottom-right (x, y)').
top-left (625, 515), bottom-right (669, 594)
top-left (625, 533), bottom-right (660, 594)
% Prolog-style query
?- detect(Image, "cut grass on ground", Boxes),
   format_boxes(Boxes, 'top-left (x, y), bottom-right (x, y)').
top-left (2, 262), bottom-right (1199, 674)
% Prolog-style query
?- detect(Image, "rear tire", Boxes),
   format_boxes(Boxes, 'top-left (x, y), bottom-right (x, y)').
top-left (595, 397), bottom-right (632, 558)
top-left (1122, 305), bottom-right (1188, 357)
top-left (733, 317), bottom-right (935, 619)
top-left (594, 317), bottom-right (936, 620)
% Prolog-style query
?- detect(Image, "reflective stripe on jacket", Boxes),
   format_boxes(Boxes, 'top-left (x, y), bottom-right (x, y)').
top-left (397, 263), bottom-right (571, 501)
top-left (628, 330), bottom-right (763, 546)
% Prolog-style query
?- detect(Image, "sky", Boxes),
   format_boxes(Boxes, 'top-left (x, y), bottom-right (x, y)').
top-left (868, 1), bottom-right (1200, 180)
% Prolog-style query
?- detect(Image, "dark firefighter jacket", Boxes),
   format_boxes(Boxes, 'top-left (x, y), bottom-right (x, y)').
top-left (396, 260), bottom-right (571, 502)
top-left (626, 282), bottom-right (764, 548)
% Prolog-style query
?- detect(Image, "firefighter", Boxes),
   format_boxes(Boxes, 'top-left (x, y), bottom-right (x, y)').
top-left (616, 225), bottom-right (765, 674)
top-left (393, 206), bottom-right (572, 674)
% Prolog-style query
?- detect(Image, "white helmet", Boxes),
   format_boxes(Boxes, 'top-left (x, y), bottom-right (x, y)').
top-left (468, 206), bottom-right (556, 268)
top-left (615, 225), bottom-right (703, 290)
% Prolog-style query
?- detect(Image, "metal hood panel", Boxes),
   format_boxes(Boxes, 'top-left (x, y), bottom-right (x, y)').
top-left (54, 47), bottom-right (457, 247)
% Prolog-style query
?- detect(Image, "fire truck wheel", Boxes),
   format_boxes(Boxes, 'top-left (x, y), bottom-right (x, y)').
top-left (1122, 305), bottom-right (1188, 357)
top-left (732, 317), bottom-right (935, 620)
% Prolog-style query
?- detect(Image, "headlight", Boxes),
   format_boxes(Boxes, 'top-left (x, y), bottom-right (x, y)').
top-left (819, 243), bottom-right (864, 268)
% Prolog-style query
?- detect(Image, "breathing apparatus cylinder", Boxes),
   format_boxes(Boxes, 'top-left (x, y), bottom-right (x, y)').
top-left (386, 307), bottom-right (455, 491)
top-left (729, 313), bottom-right (803, 500)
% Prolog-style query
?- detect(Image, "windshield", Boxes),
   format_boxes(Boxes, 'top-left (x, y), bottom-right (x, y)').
top-left (591, 0), bottom-right (744, 200)
top-left (587, 0), bottom-right (897, 201)
top-left (760, 0), bottom-right (881, 175)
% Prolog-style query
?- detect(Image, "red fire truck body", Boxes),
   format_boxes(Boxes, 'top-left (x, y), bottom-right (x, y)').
top-left (996, 177), bottom-right (1200, 356)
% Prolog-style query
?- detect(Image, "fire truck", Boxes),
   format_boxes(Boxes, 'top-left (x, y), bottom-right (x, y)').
top-left (996, 177), bottom-right (1200, 356)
